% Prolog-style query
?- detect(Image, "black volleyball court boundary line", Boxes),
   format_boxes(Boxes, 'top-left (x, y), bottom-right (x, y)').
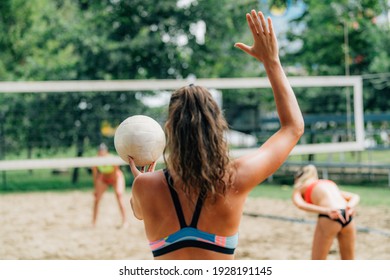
top-left (243, 212), bottom-right (390, 237)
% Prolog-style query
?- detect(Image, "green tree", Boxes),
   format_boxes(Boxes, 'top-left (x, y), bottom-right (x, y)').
top-left (0, 0), bottom-right (80, 81)
top-left (70, 0), bottom-right (253, 80)
top-left (284, 0), bottom-right (389, 113)
top-left (1, 0), bottom-right (257, 183)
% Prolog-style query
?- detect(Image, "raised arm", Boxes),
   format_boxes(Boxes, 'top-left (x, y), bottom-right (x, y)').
top-left (234, 10), bottom-right (304, 192)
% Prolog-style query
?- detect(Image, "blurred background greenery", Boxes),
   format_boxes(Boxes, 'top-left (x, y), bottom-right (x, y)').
top-left (0, 0), bottom-right (389, 191)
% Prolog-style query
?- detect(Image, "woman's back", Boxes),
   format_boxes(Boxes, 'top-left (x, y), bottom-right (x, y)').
top-left (134, 169), bottom-right (246, 260)
top-left (310, 180), bottom-right (348, 209)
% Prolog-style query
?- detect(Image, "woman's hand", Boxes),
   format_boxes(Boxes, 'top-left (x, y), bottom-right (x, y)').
top-left (234, 10), bottom-right (279, 65)
top-left (346, 205), bottom-right (356, 219)
top-left (128, 156), bottom-right (156, 178)
top-left (327, 209), bottom-right (347, 224)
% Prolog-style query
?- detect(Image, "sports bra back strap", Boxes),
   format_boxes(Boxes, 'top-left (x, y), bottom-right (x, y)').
top-left (163, 169), bottom-right (187, 228)
top-left (189, 188), bottom-right (206, 228)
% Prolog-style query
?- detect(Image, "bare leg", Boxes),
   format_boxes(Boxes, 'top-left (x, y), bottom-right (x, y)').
top-left (93, 178), bottom-right (108, 227)
top-left (337, 220), bottom-right (356, 260)
top-left (311, 217), bottom-right (342, 259)
top-left (113, 170), bottom-right (128, 228)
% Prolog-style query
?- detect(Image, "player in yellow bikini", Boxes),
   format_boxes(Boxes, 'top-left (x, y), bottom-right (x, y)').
top-left (92, 143), bottom-right (127, 228)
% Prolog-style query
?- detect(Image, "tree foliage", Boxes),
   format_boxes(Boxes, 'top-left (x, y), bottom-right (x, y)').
top-left (284, 0), bottom-right (390, 113)
top-left (0, 0), bottom-right (254, 167)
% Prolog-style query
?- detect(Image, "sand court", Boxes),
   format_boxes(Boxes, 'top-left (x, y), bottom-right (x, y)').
top-left (1, 190), bottom-right (389, 260)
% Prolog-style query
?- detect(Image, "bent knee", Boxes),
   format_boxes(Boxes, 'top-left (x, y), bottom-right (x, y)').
top-left (94, 191), bottom-right (104, 201)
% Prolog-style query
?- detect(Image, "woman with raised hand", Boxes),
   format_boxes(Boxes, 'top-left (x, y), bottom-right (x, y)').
top-left (292, 164), bottom-right (360, 259)
top-left (128, 9), bottom-right (304, 259)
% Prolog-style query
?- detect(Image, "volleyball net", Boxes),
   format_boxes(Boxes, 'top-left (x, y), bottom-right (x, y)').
top-left (0, 76), bottom-right (364, 172)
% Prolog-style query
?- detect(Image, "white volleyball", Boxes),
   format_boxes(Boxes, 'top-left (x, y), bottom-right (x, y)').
top-left (114, 115), bottom-right (166, 166)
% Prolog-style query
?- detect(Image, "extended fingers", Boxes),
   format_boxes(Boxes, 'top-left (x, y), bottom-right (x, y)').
top-left (257, 11), bottom-right (268, 33)
top-left (268, 17), bottom-right (275, 36)
top-left (147, 161), bottom-right (157, 172)
top-left (237, 10), bottom-right (279, 63)
top-left (128, 156), bottom-right (141, 177)
top-left (246, 13), bottom-right (258, 37)
top-left (329, 209), bottom-right (345, 223)
top-left (345, 211), bottom-right (350, 222)
top-left (243, 10), bottom-right (272, 41)
top-left (337, 211), bottom-right (346, 224)
top-left (250, 10), bottom-right (271, 35)
top-left (250, 10), bottom-right (262, 34)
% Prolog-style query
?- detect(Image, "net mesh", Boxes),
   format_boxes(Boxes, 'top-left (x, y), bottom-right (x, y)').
top-left (0, 76), bottom-right (364, 172)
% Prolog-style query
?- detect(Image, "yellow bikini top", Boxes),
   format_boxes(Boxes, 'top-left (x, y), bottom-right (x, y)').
top-left (97, 165), bottom-right (115, 174)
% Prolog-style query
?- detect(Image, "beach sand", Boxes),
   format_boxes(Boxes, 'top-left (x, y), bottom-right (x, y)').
top-left (1, 190), bottom-right (389, 260)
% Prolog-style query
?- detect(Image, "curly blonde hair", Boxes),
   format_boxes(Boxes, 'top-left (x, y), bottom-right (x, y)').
top-left (163, 85), bottom-right (233, 202)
